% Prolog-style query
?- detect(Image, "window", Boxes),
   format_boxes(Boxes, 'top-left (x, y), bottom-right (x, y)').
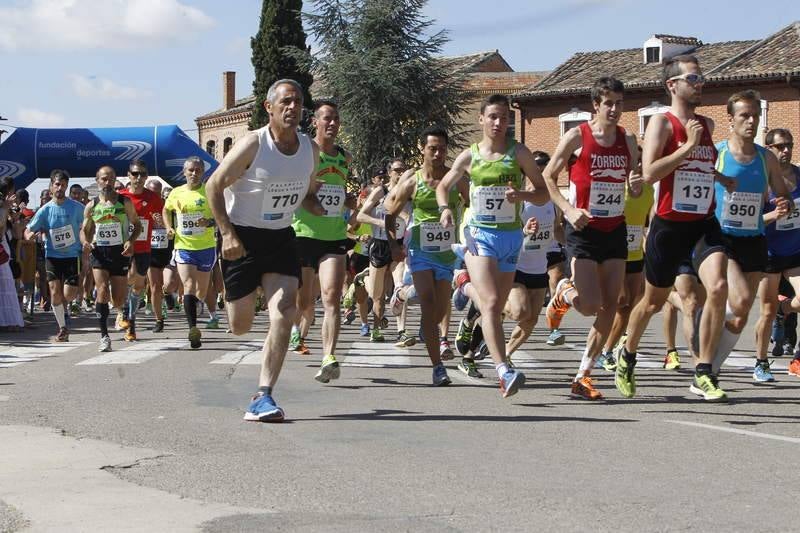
top-left (757, 99), bottom-right (769, 145)
top-left (205, 140), bottom-right (216, 159)
top-left (223, 137), bottom-right (233, 157)
top-left (558, 108), bottom-right (591, 136)
top-left (645, 46), bottom-right (660, 64)
top-left (638, 101), bottom-right (670, 138)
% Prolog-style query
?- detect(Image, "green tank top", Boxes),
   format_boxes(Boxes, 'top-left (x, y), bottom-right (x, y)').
top-left (293, 147), bottom-right (348, 241)
top-left (468, 140), bottom-right (523, 230)
top-left (410, 170), bottom-right (460, 263)
top-left (91, 196), bottom-right (129, 247)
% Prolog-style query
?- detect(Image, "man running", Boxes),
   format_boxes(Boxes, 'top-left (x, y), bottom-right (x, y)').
top-left (24, 170), bottom-right (84, 341)
top-left (613, 55), bottom-right (730, 401)
top-left (438, 93), bottom-right (549, 398)
top-left (145, 178), bottom-right (170, 332)
top-left (119, 160), bottom-right (164, 341)
top-left (163, 157), bottom-right (217, 349)
top-left (543, 77), bottom-right (640, 400)
top-left (383, 126), bottom-right (468, 385)
top-left (81, 166), bottom-right (141, 352)
top-left (206, 79), bottom-right (320, 422)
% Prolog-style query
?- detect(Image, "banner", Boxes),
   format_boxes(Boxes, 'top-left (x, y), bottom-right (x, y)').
top-left (0, 125), bottom-right (218, 189)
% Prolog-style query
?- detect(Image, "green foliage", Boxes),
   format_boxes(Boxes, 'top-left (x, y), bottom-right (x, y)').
top-left (250, 0), bottom-right (314, 130)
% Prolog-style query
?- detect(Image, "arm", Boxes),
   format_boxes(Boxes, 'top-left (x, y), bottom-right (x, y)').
top-left (383, 172), bottom-right (416, 255)
top-left (624, 132), bottom-right (643, 197)
top-left (764, 150), bottom-right (792, 225)
top-left (515, 143), bottom-right (551, 206)
top-left (542, 127), bottom-right (589, 229)
top-left (24, 207), bottom-right (43, 241)
top-left (123, 198), bottom-right (141, 256)
top-left (301, 141), bottom-right (324, 215)
top-left (162, 196), bottom-right (175, 239)
top-left (437, 149), bottom-right (472, 227)
top-left (642, 114), bottom-right (710, 184)
top-left (81, 203), bottom-right (95, 251)
top-left (356, 187), bottom-right (385, 227)
top-left (456, 174), bottom-right (470, 207)
top-left (205, 133), bottom-right (259, 240)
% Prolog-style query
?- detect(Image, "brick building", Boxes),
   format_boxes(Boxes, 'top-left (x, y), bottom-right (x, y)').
top-left (513, 22), bottom-right (800, 185)
top-left (195, 51), bottom-right (544, 161)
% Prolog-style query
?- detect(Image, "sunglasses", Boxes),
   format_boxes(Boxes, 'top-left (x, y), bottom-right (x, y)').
top-left (129, 171), bottom-right (147, 177)
top-left (769, 142), bottom-right (794, 151)
top-left (390, 167), bottom-right (406, 172)
top-left (669, 73), bottom-right (705, 85)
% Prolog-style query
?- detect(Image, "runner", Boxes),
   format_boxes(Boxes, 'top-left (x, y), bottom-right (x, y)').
top-left (119, 160), bottom-right (164, 341)
top-left (81, 166), bottom-right (141, 352)
top-left (700, 99), bottom-right (790, 380)
top-left (756, 128), bottom-right (800, 379)
top-left (661, 260), bottom-right (706, 370)
top-left (343, 203), bottom-right (372, 335)
top-left (144, 179), bottom-right (170, 332)
top-left (438, 93), bottom-right (549, 398)
top-left (162, 157), bottom-right (217, 349)
top-left (205, 78), bottom-right (320, 422)
top-left (24, 170), bottom-right (84, 342)
top-left (382, 126), bottom-right (468, 385)
top-left (613, 55), bottom-right (730, 401)
top-left (542, 77), bottom-right (640, 400)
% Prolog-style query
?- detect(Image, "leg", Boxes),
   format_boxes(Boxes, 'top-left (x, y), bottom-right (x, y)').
top-left (258, 273), bottom-right (300, 388)
top-left (581, 259), bottom-right (625, 375)
top-left (318, 254), bottom-right (346, 356)
top-left (148, 266), bottom-right (165, 322)
top-left (506, 286), bottom-right (546, 356)
top-left (463, 254), bottom-right (515, 365)
top-left (755, 274), bottom-right (780, 360)
top-left (695, 251), bottom-right (729, 365)
top-left (295, 267), bottom-right (316, 338)
top-left (411, 270), bottom-right (446, 365)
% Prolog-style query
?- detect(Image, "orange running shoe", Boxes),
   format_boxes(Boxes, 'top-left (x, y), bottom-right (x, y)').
top-left (123, 330), bottom-right (137, 342)
top-left (788, 358), bottom-right (800, 377)
top-left (294, 339), bottom-right (310, 356)
top-left (570, 376), bottom-right (603, 400)
top-left (546, 278), bottom-right (575, 330)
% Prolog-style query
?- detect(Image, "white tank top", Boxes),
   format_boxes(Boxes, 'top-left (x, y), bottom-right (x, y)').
top-left (517, 201), bottom-right (555, 275)
top-left (224, 126), bottom-right (314, 230)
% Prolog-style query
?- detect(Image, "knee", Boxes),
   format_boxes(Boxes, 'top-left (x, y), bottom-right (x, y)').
top-left (482, 295), bottom-right (504, 316)
top-left (706, 278), bottom-right (728, 303)
top-left (506, 302), bottom-right (530, 322)
top-left (229, 320), bottom-right (250, 336)
top-left (728, 315), bottom-right (747, 334)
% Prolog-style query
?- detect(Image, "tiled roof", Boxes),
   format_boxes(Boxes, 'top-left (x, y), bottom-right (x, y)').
top-left (515, 21), bottom-right (800, 100)
top-left (438, 50), bottom-right (512, 73)
top-left (196, 95), bottom-right (255, 122)
top-left (463, 71), bottom-right (548, 94)
top-left (654, 34), bottom-right (701, 45)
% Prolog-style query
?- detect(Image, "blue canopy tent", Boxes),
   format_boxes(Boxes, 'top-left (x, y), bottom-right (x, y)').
top-left (0, 125), bottom-right (218, 188)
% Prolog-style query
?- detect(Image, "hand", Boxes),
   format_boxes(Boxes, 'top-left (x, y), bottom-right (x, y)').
top-left (523, 216), bottom-right (539, 236)
top-left (166, 227), bottom-right (175, 239)
top-left (685, 118), bottom-right (703, 149)
top-left (310, 179), bottom-right (324, 194)
top-left (121, 241), bottom-right (134, 257)
top-left (389, 241), bottom-right (405, 263)
top-left (221, 231), bottom-right (245, 261)
top-left (505, 181), bottom-right (523, 204)
top-left (197, 218), bottom-right (209, 228)
top-left (566, 207), bottom-right (592, 231)
top-left (83, 241), bottom-right (93, 253)
top-left (715, 173), bottom-right (737, 194)
top-left (628, 172), bottom-right (644, 198)
top-left (439, 207), bottom-right (454, 228)
top-left (773, 196), bottom-right (790, 218)
top-left (359, 234), bottom-right (370, 243)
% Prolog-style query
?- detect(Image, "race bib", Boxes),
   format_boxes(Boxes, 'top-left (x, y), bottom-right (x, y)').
top-left (134, 219), bottom-right (149, 242)
top-left (672, 170), bottom-right (714, 213)
top-left (262, 181), bottom-right (306, 221)
top-left (420, 222), bottom-right (454, 252)
top-left (150, 228), bottom-right (168, 249)
top-left (371, 208), bottom-right (406, 240)
top-left (317, 184), bottom-right (346, 217)
top-left (178, 212), bottom-right (205, 236)
top-left (776, 198), bottom-right (800, 231)
top-left (472, 186), bottom-right (515, 224)
top-left (523, 220), bottom-right (554, 252)
top-left (721, 191), bottom-right (762, 231)
top-left (627, 224), bottom-right (644, 252)
top-left (588, 181), bottom-right (625, 218)
top-left (50, 225), bottom-right (76, 250)
top-left (96, 222), bottom-right (123, 246)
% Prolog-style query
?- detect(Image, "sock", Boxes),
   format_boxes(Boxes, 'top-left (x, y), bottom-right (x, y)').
top-left (711, 323), bottom-right (741, 375)
top-left (496, 362), bottom-right (509, 378)
top-left (96, 302), bottom-right (109, 336)
top-left (405, 285), bottom-right (418, 305)
top-left (291, 324), bottom-right (299, 334)
top-left (52, 303), bottom-right (66, 329)
top-left (209, 311), bottom-right (218, 321)
top-left (561, 284), bottom-right (576, 305)
top-left (466, 302), bottom-right (481, 325)
top-left (184, 294), bottom-right (198, 328)
top-left (577, 348), bottom-right (593, 377)
top-left (623, 347), bottom-right (637, 365)
top-left (257, 385), bottom-right (272, 396)
top-left (440, 336), bottom-right (447, 342)
top-left (696, 362), bottom-right (712, 376)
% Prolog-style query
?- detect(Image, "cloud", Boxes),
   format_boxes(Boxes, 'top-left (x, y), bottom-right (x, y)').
top-left (0, 0), bottom-right (215, 51)
top-left (70, 74), bottom-right (151, 100)
top-left (16, 108), bottom-right (66, 128)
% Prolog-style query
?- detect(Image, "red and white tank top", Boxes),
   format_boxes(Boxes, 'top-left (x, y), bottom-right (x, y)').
top-left (654, 112), bottom-right (717, 222)
top-left (568, 122), bottom-right (630, 232)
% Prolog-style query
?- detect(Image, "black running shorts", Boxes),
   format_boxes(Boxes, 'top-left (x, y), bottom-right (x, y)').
top-left (45, 256), bottom-right (81, 286)
top-left (565, 223), bottom-right (627, 264)
top-left (644, 215), bottom-right (723, 288)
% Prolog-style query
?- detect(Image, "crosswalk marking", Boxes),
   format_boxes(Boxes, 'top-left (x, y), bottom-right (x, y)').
top-left (724, 351), bottom-right (789, 371)
top-left (76, 339), bottom-right (190, 365)
top-left (0, 342), bottom-right (93, 368)
top-left (343, 341), bottom-right (415, 367)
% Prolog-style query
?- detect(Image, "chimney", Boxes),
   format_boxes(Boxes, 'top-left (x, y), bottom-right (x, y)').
top-left (223, 71), bottom-right (236, 110)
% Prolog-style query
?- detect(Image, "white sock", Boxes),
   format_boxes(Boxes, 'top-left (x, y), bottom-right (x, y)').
top-left (291, 324), bottom-right (299, 334)
top-left (577, 348), bottom-right (593, 377)
top-left (52, 303), bottom-right (66, 328)
top-left (496, 362), bottom-right (509, 378)
top-left (712, 323), bottom-right (741, 375)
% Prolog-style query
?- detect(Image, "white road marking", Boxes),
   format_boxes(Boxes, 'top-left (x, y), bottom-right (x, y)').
top-left (0, 342), bottom-right (92, 368)
top-left (76, 340), bottom-right (189, 365)
top-left (343, 341), bottom-right (415, 367)
top-left (665, 420), bottom-right (800, 444)
top-left (724, 351), bottom-right (789, 371)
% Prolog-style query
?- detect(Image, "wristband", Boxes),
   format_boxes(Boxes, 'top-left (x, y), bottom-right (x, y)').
top-left (438, 205), bottom-right (450, 214)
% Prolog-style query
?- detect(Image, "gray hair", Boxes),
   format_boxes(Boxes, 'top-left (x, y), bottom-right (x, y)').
top-left (266, 79), bottom-right (304, 104)
top-left (183, 156), bottom-right (204, 169)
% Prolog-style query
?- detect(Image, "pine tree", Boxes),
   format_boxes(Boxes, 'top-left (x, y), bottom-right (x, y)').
top-left (300, 0), bottom-right (471, 179)
top-left (249, 0), bottom-right (314, 130)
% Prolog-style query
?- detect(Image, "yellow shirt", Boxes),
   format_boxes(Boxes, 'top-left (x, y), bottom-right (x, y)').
top-left (164, 184), bottom-right (215, 251)
top-left (624, 183), bottom-right (654, 262)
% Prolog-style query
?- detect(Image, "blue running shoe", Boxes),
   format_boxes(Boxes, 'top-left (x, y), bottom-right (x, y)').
top-left (243, 392), bottom-right (285, 422)
top-left (451, 270), bottom-right (470, 311)
top-left (500, 368), bottom-right (525, 398)
top-left (753, 360), bottom-right (776, 383)
top-left (432, 363), bottom-right (451, 386)
top-left (547, 329), bottom-right (566, 346)
top-left (360, 323), bottom-right (370, 337)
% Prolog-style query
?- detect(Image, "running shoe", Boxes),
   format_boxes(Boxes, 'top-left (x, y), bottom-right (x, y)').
top-left (360, 323), bottom-right (370, 337)
top-left (663, 349), bottom-right (681, 370)
top-left (144, 302), bottom-right (153, 316)
top-left (432, 363), bottom-right (451, 386)
top-left (70, 301), bottom-right (81, 317)
top-left (98, 335), bottom-right (112, 352)
top-left (545, 278), bottom-right (574, 330)
top-left (164, 293), bottom-right (176, 310)
top-left (474, 339), bottom-right (489, 361)
top-left (371, 328), bottom-right (385, 343)
top-left (342, 283), bottom-right (356, 309)
top-left (188, 326), bottom-right (202, 349)
top-left (451, 270), bottom-right (471, 311)
top-left (689, 373), bottom-right (728, 401)
top-left (395, 331), bottom-right (416, 348)
top-left (789, 357), bottom-right (800, 377)
top-left (315, 355), bottom-right (340, 383)
top-left (571, 376), bottom-right (603, 400)
top-left (243, 391), bottom-right (284, 422)
top-left (455, 319), bottom-right (473, 356)
top-left (217, 295), bottom-right (225, 310)
top-left (343, 308), bottom-right (356, 325)
top-left (206, 316), bottom-right (220, 330)
top-left (440, 339), bottom-right (454, 360)
top-left (123, 330), bottom-right (136, 342)
top-left (289, 328), bottom-right (301, 351)
top-left (353, 268), bottom-right (369, 287)
top-left (53, 326), bottom-right (69, 343)
top-left (753, 360), bottom-right (775, 383)
top-left (458, 358), bottom-right (483, 378)
top-left (294, 339), bottom-right (310, 355)
top-left (379, 316), bottom-right (389, 329)
top-left (138, 297), bottom-right (146, 310)
top-left (782, 341), bottom-right (794, 357)
top-left (115, 312), bottom-right (130, 331)
top-left (614, 352), bottom-right (636, 398)
top-left (771, 314), bottom-right (784, 346)
top-left (152, 320), bottom-right (164, 333)
top-left (82, 299), bottom-right (94, 314)
top-left (546, 328), bottom-right (566, 346)
top-left (499, 368), bottom-right (525, 398)
top-left (596, 351), bottom-right (617, 371)
top-left (389, 287), bottom-right (405, 316)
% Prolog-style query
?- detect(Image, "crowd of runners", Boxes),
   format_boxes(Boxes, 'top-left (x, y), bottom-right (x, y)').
top-left (2, 52), bottom-right (800, 422)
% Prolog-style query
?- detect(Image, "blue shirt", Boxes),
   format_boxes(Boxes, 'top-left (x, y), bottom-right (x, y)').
top-left (765, 165), bottom-right (800, 257)
top-left (714, 140), bottom-right (768, 237)
top-left (27, 199), bottom-right (84, 258)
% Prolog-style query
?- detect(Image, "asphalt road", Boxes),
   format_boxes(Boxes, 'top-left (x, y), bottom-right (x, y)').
top-left (1, 300), bottom-right (798, 532)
